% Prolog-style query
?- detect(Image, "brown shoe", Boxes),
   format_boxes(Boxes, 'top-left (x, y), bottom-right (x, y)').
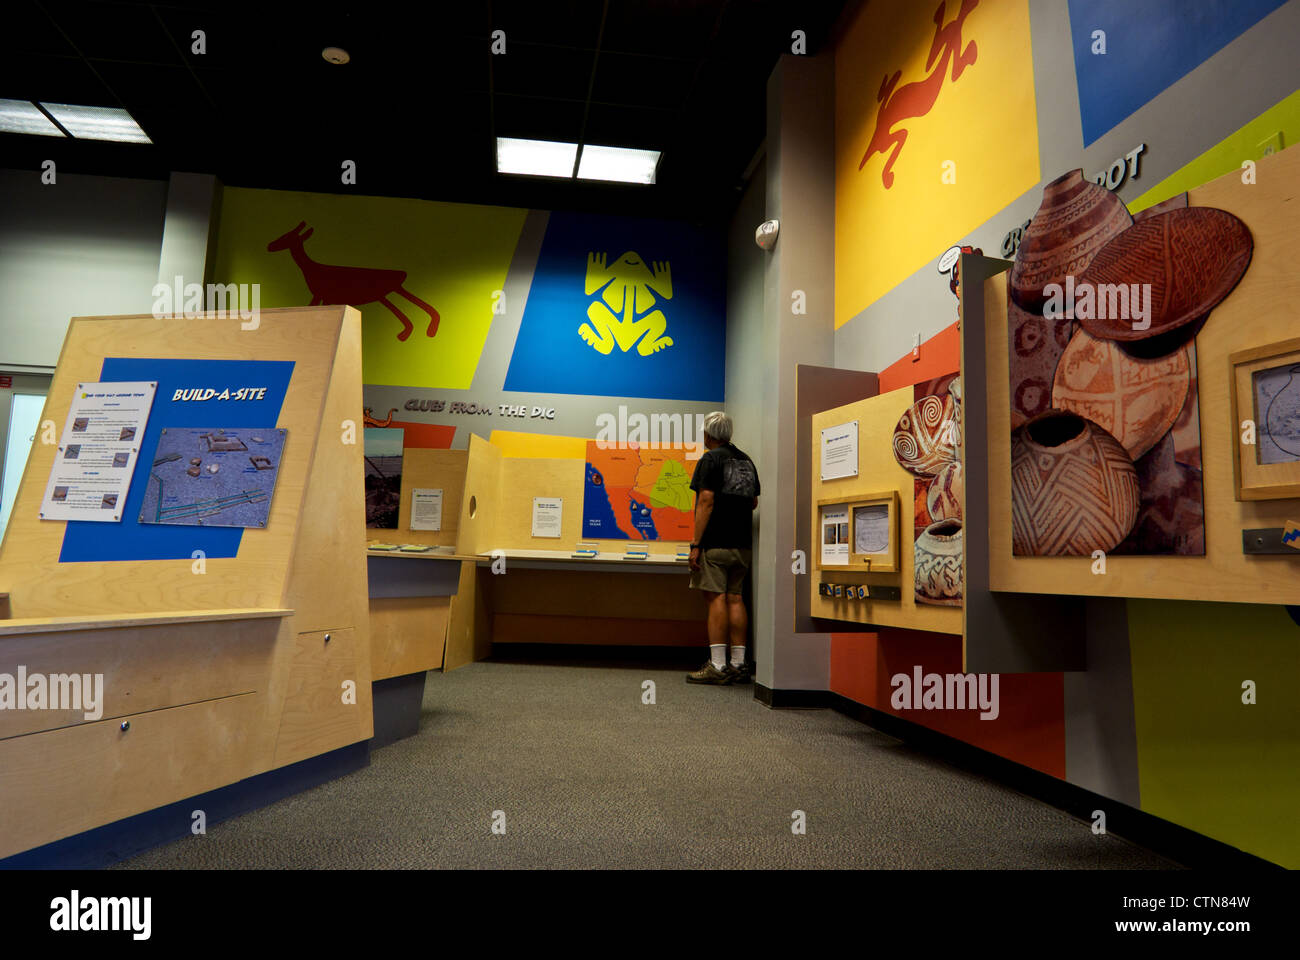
top-left (686, 661), bottom-right (732, 684)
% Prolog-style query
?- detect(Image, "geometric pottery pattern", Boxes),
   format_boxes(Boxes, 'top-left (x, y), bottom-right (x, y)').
top-left (915, 520), bottom-right (963, 606)
top-left (1051, 329), bottom-right (1190, 460)
top-left (894, 391), bottom-right (960, 477)
top-left (1010, 414), bottom-right (1140, 555)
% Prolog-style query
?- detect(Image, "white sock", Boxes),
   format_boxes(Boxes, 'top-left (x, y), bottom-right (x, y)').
top-left (710, 644), bottom-right (727, 669)
top-left (730, 645), bottom-right (746, 669)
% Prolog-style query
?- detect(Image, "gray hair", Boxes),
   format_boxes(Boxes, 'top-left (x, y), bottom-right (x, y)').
top-left (703, 411), bottom-right (732, 443)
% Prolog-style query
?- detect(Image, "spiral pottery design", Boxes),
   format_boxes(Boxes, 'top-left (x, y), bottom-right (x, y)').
top-left (1010, 411), bottom-right (1140, 556)
top-left (1008, 169), bottom-right (1133, 313)
top-left (915, 520), bottom-right (963, 606)
top-left (1051, 328), bottom-right (1190, 460)
top-left (893, 393), bottom-right (959, 477)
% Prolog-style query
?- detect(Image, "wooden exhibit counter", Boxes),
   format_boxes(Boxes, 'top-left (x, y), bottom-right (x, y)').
top-left (0, 306), bottom-right (373, 864)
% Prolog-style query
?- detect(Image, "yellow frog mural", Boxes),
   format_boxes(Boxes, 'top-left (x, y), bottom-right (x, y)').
top-left (580, 251), bottom-right (674, 355)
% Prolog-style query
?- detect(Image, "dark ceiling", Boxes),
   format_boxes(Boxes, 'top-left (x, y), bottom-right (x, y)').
top-left (2, 0), bottom-right (850, 225)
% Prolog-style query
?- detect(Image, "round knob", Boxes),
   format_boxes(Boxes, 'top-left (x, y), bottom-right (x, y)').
top-left (324, 633), bottom-right (331, 643)
top-left (120, 721), bottom-right (130, 732)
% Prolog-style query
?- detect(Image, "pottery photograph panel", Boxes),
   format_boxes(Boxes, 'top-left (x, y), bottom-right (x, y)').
top-left (915, 519), bottom-right (963, 606)
top-left (1111, 431), bottom-right (1205, 556)
top-left (1010, 410), bottom-right (1141, 556)
top-left (1076, 207), bottom-right (1253, 344)
top-left (893, 392), bottom-right (959, 477)
top-left (1051, 328), bottom-right (1190, 460)
top-left (926, 460), bottom-right (964, 522)
top-left (1008, 169), bottom-right (1133, 313)
top-left (1008, 278), bottom-right (1074, 428)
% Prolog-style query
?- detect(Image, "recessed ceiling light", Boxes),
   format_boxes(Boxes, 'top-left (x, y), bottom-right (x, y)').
top-left (0, 99), bottom-right (64, 137)
top-left (496, 137), bottom-right (579, 178)
top-left (40, 103), bottom-right (151, 143)
top-left (577, 144), bottom-right (661, 184)
top-left (322, 47), bottom-right (350, 64)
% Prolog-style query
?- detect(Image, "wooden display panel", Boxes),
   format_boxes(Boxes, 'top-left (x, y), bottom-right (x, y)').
top-left (984, 146), bottom-right (1300, 604)
top-left (391, 448), bottom-right (468, 547)
top-left (810, 390), bottom-right (962, 635)
top-left (0, 306), bottom-right (373, 860)
top-left (369, 596), bottom-right (448, 679)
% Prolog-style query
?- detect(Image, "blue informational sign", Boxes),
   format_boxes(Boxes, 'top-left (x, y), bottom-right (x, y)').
top-left (503, 211), bottom-right (724, 402)
top-left (59, 358), bottom-right (295, 562)
top-left (1068, 0), bottom-right (1286, 146)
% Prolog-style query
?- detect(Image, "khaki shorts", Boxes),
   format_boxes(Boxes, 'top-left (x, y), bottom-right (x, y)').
top-left (690, 547), bottom-right (752, 595)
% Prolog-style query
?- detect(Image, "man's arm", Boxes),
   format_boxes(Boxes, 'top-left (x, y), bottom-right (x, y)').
top-left (693, 489), bottom-right (714, 544)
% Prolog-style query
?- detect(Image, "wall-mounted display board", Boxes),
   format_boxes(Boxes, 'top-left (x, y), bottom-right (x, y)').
top-left (982, 145), bottom-right (1300, 606)
top-left (0, 306), bottom-right (373, 860)
top-left (816, 492), bottom-right (899, 573)
top-left (809, 389), bottom-right (961, 635)
top-left (1230, 337), bottom-right (1300, 500)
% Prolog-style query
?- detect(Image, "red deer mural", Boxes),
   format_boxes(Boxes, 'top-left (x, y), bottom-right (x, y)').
top-left (267, 222), bottom-right (440, 342)
top-left (858, 0), bottom-right (979, 189)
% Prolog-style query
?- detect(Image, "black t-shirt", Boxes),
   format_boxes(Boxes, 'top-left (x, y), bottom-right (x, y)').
top-left (689, 443), bottom-right (760, 550)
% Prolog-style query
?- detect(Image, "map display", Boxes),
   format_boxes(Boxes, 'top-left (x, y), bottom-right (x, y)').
top-left (583, 441), bottom-right (695, 541)
top-left (139, 427), bottom-right (286, 528)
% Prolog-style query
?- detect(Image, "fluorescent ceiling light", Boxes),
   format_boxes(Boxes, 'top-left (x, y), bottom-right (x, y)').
top-left (40, 102), bottom-right (151, 143)
top-left (0, 99), bottom-right (64, 137)
top-left (577, 144), bottom-right (660, 184)
top-left (496, 137), bottom-right (578, 178)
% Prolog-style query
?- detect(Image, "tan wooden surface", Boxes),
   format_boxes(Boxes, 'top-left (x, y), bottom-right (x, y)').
top-left (0, 617), bottom-right (278, 740)
top-left (369, 596), bottom-right (448, 679)
top-left (456, 433), bottom-right (503, 556)
top-left (488, 567), bottom-right (699, 621)
top-left (0, 306), bottom-right (377, 859)
top-left (0, 607), bottom-right (291, 637)
top-left (0, 307), bottom-right (339, 619)
top-left (493, 613), bottom-right (706, 646)
top-left (0, 693), bottom-right (260, 860)
top-left (985, 146), bottom-right (1300, 603)
top-left (392, 448), bottom-right (467, 547)
top-left (444, 560), bottom-right (490, 671)
top-left (810, 389), bottom-right (964, 634)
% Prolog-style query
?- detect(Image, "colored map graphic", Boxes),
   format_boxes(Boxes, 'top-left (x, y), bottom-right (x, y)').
top-left (140, 427), bottom-right (286, 528)
top-left (583, 441), bottom-right (695, 541)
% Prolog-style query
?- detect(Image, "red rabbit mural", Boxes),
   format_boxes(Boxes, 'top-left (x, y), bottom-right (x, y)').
top-left (267, 221), bottom-right (440, 342)
top-left (858, 0), bottom-right (980, 189)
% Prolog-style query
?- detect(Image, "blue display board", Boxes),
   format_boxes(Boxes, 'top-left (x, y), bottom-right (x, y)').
top-left (503, 211), bottom-right (724, 402)
top-left (59, 358), bottom-right (295, 562)
top-left (1068, 0), bottom-right (1286, 146)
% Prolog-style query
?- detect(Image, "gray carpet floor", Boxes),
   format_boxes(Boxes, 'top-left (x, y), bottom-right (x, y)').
top-left (111, 659), bottom-right (1177, 869)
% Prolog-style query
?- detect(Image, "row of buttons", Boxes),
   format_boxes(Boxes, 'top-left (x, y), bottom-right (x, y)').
top-left (819, 583), bottom-right (869, 599)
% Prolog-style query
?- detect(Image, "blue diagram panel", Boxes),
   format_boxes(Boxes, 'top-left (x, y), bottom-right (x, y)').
top-left (139, 428), bottom-right (287, 528)
top-left (1068, 0), bottom-right (1286, 145)
top-left (59, 358), bottom-right (294, 562)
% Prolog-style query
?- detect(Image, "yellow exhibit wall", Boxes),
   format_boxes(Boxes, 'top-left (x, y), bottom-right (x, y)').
top-left (0, 306), bottom-right (373, 860)
top-left (1127, 599), bottom-right (1300, 867)
top-left (810, 389), bottom-right (963, 636)
top-left (985, 146), bottom-right (1300, 605)
top-left (834, 0), bottom-right (1040, 323)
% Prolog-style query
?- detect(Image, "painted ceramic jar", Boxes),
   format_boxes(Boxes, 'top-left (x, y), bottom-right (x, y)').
top-left (926, 460), bottom-right (964, 522)
top-left (893, 392), bottom-right (959, 477)
top-left (915, 519), bottom-right (963, 606)
top-left (1008, 169), bottom-right (1132, 314)
top-left (1010, 410), bottom-right (1140, 555)
top-left (1051, 328), bottom-right (1190, 460)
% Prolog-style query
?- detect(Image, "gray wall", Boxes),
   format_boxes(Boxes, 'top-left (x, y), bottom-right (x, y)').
top-left (0, 169), bottom-right (168, 371)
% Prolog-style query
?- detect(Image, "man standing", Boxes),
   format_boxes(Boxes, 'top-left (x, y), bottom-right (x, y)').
top-left (686, 411), bottom-right (760, 685)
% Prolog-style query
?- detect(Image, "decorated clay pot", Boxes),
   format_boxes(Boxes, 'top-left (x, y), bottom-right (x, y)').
top-left (893, 393), bottom-right (959, 477)
top-left (1010, 410), bottom-right (1140, 556)
top-left (1051, 328), bottom-right (1190, 460)
top-left (926, 461), bottom-right (963, 522)
top-left (1008, 169), bottom-right (1133, 314)
top-left (1076, 207), bottom-right (1252, 346)
top-left (915, 519), bottom-right (963, 606)
top-left (1008, 273), bottom-right (1073, 428)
